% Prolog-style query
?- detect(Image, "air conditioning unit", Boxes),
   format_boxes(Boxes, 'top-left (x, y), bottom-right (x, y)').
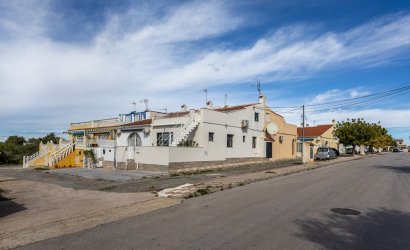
top-left (279, 136), bottom-right (284, 143)
top-left (241, 120), bottom-right (249, 128)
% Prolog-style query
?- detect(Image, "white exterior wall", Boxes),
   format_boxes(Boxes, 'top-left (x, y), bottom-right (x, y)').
top-left (199, 107), bottom-right (265, 159)
top-left (94, 105), bottom-right (267, 167)
top-left (151, 115), bottom-right (191, 146)
top-left (117, 130), bottom-right (150, 147)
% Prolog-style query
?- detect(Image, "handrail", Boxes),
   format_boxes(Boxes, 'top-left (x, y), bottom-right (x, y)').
top-left (23, 147), bottom-right (49, 168)
top-left (49, 143), bottom-right (75, 166)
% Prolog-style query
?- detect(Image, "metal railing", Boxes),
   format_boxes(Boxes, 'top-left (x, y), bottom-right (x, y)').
top-left (156, 110), bottom-right (201, 147)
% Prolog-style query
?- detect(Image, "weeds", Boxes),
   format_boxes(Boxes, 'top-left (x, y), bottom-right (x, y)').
top-left (34, 166), bottom-right (50, 171)
top-left (196, 188), bottom-right (210, 195)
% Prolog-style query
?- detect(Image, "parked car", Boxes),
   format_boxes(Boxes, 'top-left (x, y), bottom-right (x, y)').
top-left (346, 148), bottom-right (354, 154)
top-left (393, 148), bottom-right (400, 152)
top-left (331, 147), bottom-right (340, 156)
top-left (316, 147), bottom-right (337, 160)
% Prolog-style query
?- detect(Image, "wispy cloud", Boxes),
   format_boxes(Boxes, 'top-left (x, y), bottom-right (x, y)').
top-left (1, 1), bottom-right (410, 135)
top-left (310, 88), bottom-right (371, 105)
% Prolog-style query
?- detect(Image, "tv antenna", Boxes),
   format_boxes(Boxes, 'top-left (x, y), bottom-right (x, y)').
top-left (131, 101), bottom-right (136, 112)
top-left (202, 88), bottom-right (208, 105)
top-left (252, 80), bottom-right (262, 96)
top-left (140, 98), bottom-right (149, 111)
top-left (224, 93), bottom-right (231, 107)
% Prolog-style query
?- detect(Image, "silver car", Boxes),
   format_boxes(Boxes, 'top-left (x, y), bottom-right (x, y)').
top-left (316, 147), bottom-right (337, 160)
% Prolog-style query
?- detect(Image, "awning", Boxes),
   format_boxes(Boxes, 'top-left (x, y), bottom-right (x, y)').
top-left (71, 131), bottom-right (84, 136)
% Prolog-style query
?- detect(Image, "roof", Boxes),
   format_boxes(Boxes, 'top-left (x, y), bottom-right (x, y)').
top-left (160, 111), bottom-right (190, 118)
top-left (69, 123), bottom-right (120, 132)
top-left (297, 124), bottom-right (333, 137)
top-left (214, 103), bottom-right (256, 112)
top-left (120, 119), bottom-right (152, 127)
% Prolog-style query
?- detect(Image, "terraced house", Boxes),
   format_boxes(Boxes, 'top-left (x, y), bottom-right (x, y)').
top-left (24, 96), bottom-right (298, 172)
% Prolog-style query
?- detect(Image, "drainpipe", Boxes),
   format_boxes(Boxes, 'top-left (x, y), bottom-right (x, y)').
top-left (114, 132), bottom-right (117, 169)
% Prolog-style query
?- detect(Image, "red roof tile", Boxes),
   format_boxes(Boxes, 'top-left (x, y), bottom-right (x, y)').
top-left (121, 119), bottom-right (152, 127)
top-left (297, 124), bottom-right (332, 137)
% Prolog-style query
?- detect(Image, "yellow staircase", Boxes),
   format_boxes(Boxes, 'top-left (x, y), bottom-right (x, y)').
top-left (54, 149), bottom-right (83, 168)
top-left (23, 142), bottom-right (84, 168)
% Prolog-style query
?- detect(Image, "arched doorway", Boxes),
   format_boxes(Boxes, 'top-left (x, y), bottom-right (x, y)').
top-left (127, 132), bottom-right (142, 147)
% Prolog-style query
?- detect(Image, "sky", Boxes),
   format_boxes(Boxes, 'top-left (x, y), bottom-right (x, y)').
top-left (1, 0), bottom-right (410, 143)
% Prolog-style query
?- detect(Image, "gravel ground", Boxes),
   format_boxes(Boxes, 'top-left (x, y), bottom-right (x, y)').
top-left (0, 159), bottom-right (302, 193)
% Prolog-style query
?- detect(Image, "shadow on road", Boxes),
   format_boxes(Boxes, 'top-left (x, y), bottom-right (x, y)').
top-left (0, 191), bottom-right (26, 218)
top-left (295, 208), bottom-right (410, 250)
top-left (374, 165), bottom-right (410, 174)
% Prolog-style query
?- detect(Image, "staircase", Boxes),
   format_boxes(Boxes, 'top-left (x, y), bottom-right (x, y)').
top-left (23, 147), bottom-right (48, 168)
top-left (48, 143), bottom-right (76, 167)
top-left (170, 111), bottom-right (201, 146)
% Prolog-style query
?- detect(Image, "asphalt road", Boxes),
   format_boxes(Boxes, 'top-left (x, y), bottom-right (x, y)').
top-left (19, 153), bottom-right (410, 250)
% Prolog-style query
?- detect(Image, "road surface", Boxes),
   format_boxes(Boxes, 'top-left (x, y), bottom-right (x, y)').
top-left (19, 153), bottom-right (410, 250)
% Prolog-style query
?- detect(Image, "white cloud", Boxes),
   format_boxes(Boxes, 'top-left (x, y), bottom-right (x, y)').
top-left (1, 1), bottom-right (410, 135)
top-left (310, 88), bottom-right (371, 105)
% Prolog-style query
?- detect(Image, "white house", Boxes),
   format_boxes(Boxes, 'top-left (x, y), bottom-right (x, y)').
top-left (22, 95), bottom-right (298, 171)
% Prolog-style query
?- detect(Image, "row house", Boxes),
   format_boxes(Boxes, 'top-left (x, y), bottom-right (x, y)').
top-left (24, 96), bottom-right (298, 172)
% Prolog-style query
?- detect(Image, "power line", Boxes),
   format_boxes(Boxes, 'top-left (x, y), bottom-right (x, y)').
top-left (306, 87), bottom-right (410, 113)
top-left (268, 83), bottom-right (410, 112)
top-left (305, 84), bottom-right (410, 108)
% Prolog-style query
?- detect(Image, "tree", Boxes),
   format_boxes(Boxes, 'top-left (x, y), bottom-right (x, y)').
top-left (41, 133), bottom-right (60, 144)
top-left (0, 133), bottom-right (61, 165)
top-left (5, 136), bottom-right (26, 145)
top-left (334, 118), bottom-right (396, 154)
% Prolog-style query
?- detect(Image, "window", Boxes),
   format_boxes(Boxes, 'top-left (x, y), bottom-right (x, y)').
top-left (103, 149), bottom-right (105, 155)
top-left (99, 134), bottom-right (109, 140)
top-left (157, 132), bottom-right (173, 146)
top-left (254, 112), bottom-right (259, 122)
top-left (227, 134), bottom-right (234, 148)
top-left (252, 137), bottom-right (257, 148)
top-left (209, 132), bottom-right (214, 142)
top-left (297, 142), bottom-right (303, 153)
top-left (243, 136), bottom-right (246, 143)
top-left (127, 132), bottom-right (142, 147)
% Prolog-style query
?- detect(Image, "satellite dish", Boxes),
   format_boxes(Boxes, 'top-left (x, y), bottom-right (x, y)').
top-left (266, 122), bottom-right (279, 135)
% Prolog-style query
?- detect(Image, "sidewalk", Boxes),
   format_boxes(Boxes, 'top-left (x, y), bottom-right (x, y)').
top-left (160, 155), bottom-right (374, 198)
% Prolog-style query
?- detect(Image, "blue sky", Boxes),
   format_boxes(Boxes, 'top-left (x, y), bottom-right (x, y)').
top-left (1, 0), bottom-right (410, 143)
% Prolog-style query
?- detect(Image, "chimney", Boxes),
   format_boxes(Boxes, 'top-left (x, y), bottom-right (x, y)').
top-left (207, 101), bottom-right (213, 109)
top-left (258, 95), bottom-right (266, 105)
top-left (181, 104), bottom-right (188, 112)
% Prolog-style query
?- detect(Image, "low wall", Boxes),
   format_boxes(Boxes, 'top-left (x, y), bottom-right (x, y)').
top-left (169, 157), bottom-right (268, 172)
top-left (168, 147), bottom-right (225, 163)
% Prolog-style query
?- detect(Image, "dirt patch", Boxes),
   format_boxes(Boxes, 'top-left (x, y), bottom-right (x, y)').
top-left (0, 177), bottom-right (178, 249)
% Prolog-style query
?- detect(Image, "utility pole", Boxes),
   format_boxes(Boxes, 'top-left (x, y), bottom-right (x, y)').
top-left (302, 105), bottom-right (305, 161)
